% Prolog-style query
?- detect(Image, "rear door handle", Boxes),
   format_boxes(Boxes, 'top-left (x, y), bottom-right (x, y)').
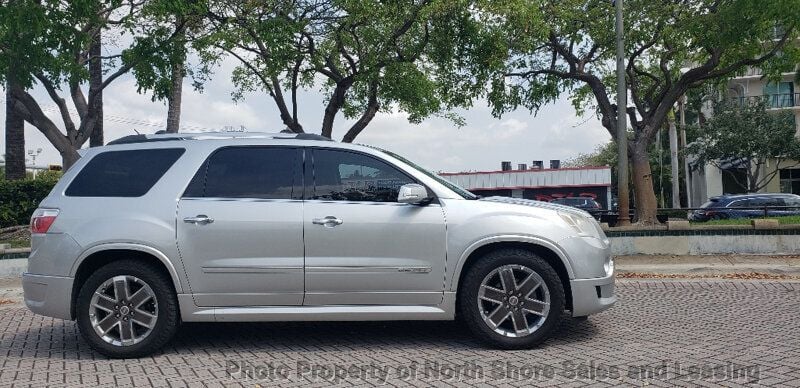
top-left (183, 215), bottom-right (214, 225)
top-left (312, 216), bottom-right (343, 227)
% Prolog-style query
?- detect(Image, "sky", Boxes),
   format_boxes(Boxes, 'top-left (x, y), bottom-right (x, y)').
top-left (0, 57), bottom-right (611, 174)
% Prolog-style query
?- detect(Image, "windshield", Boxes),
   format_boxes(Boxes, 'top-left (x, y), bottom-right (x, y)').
top-left (376, 148), bottom-right (478, 200)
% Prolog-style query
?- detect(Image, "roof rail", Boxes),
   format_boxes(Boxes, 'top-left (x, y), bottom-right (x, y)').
top-left (107, 131), bottom-right (334, 145)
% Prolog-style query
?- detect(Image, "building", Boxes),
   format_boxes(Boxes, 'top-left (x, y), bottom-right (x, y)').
top-left (441, 162), bottom-right (613, 209)
top-left (690, 64), bottom-right (800, 205)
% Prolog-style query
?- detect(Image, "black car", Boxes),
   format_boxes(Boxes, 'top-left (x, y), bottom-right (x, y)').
top-left (551, 197), bottom-right (603, 214)
top-left (690, 193), bottom-right (800, 221)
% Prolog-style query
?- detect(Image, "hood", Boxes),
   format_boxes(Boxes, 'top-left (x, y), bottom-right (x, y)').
top-left (478, 196), bottom-right (592, 217)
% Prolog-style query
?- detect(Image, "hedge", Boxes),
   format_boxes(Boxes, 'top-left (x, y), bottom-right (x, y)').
top-left (0, 174), bottom-right (60, 228)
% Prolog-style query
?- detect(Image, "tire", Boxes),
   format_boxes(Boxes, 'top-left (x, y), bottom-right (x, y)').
top-left (459, 249), bottom-right (565, 349)
top-left (76, 259), bottom-right (179, 358)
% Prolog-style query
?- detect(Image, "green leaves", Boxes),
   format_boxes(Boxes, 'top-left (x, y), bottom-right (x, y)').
top-left (689, 100), bottom-right (800, 191)
top-left (691, 100), bottom-right (800, 162)
top-left (0, 176), bottom-right (59, 228)
top-left (195, 0), bottom-right (499, 139)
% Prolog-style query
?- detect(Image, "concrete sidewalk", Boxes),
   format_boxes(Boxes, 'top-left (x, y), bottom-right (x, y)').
top-left (615, 255), bottom-right (800, 276)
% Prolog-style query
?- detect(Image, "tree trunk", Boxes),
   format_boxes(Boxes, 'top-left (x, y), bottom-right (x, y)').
top-left (165, 60), bottom-right (183, 133)
top-left (342, 82), bottom-right (379, 143)
top-left (89, 29), bottom-right (103, 146)
top-left (631, 141), bottom-right (659, 225)
top-left (166, 18), bottom-right (185, 134)
top-left (61, 149), bottom-right (81, 171)
top-left (668, 116), bottom-right (680, 208)
top-left (4, 77), bottom-right (26, 180)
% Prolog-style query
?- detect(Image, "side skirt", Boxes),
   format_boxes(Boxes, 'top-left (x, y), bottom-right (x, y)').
top-left (178, 293), bottom-right (456, 322)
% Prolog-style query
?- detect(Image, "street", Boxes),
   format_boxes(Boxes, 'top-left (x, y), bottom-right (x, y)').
top-left (0, 279), bottom-right (798, 387)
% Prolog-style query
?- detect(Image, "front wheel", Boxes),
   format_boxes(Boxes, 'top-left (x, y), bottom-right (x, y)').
top-left (459, 249), bottom-right (565, 349)
top-left (76, 260), bottom-right (179, 358)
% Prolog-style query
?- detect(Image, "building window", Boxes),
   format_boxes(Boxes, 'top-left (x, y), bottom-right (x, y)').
top-left (780, 168), bottom-right (800, 194)
top-left (763, 82), bottom-right (795, 108)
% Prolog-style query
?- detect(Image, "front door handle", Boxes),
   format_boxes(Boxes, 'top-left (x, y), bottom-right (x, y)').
top-left (183, 215), bottom-right (214, 225)
top-left (312, 216), bottom-right (343, 227)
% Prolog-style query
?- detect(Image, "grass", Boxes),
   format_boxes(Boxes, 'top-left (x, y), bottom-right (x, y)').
top-left (0, 239), bottom-right (29, 249)
top-left (691, 215), bottom-right (800, 226)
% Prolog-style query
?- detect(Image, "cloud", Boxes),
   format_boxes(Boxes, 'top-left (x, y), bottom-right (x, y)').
top-left (1, 65), bottom-right (610, 172)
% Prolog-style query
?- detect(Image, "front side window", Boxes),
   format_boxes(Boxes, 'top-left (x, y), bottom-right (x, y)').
top-left (185, 147), bottom-right (301, 199)
top-left (66, 148), bottom-right (185, 197)
top-left (310, 149), bottom-right (415, 203)
top-left (727, 199), bottom-right (751, 208)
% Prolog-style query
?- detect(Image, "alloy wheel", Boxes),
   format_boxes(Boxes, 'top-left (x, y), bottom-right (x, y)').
top-left (477, 264), bottom-right (551, 337)
top-left (89, 275), bottom-right (159, 347)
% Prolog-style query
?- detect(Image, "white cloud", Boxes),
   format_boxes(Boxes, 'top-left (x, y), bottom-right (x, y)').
top-left (1, 65), bottom-right (611, 173)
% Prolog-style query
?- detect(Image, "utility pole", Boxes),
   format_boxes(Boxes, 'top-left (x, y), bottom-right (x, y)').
top-left (614, 0), bottom-right (631, 225)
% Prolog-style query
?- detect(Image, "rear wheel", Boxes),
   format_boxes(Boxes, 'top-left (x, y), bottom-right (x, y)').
top-left (459, 249), bottom-right (564, 349)
top-left (76, 260), bottom-right (179, 358)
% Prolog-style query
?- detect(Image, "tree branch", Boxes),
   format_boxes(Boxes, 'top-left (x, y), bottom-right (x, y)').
top-left (33, 73), bottom-right (77, 136)
top-left (342, 80), bottom-right (379, 143)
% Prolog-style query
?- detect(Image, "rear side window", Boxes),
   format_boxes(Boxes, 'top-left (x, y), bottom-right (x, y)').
top-left (184, 147), bottom-right (301, 199)
top-left (66, 148), bottom-right (185, 197)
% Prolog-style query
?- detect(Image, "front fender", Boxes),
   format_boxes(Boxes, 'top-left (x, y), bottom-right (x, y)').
top-left (447, 234), bottom-right (575, 292)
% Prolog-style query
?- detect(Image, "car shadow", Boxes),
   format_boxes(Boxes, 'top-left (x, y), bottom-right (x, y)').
top-left (166, 313), bottom-right (600, 354)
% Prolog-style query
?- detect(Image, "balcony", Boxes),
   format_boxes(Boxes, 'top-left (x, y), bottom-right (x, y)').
top-left (734, 67), bottom-right (763, 78)
top-left (735, 93), bottom-right (799, 109)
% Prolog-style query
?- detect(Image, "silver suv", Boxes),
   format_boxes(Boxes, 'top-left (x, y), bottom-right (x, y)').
top-left (23, 132), bottom-right (615, 358)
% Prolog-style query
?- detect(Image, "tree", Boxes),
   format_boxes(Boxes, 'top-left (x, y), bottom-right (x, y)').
top-left (199, 0), bottom-right (489, 142)
top-left (130, 1), bottom-right (208, 134)
top-left (4, 77), bottom-right (25, 180)
top-left (689, 100), bottom-right (800, 193)
top-left (484, 0), bottom-right (800, 224)
top-left (2, 1), bottom-right (191, 169)
top-left (1, 0), bottom-right (47, 180)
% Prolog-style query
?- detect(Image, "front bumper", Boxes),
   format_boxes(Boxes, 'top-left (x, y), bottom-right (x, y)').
top-left (570, 273), bottom-right (616, 317)
top-left (22, 273), bottom-right (74, 320)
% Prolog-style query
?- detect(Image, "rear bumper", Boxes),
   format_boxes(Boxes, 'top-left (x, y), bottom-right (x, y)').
top-left (22, 273), bottom-right (73, 320)
top-left (570, 273), bottom-right (616, 317)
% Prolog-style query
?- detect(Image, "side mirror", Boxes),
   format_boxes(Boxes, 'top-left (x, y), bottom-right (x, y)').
top-left (397, 183), bottom-right (431, 205)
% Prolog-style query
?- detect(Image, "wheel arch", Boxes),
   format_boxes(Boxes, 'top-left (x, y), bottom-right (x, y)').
top-left (451, 237), bottom-right (574, 311)
top-left (70, 244), bottom-right (184, 319)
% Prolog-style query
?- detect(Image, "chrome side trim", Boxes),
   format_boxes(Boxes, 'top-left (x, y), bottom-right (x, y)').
top-left (181, 197), bottom-right (303, 203)
top-left (201, 266), bottom-right (303, 274)
top-left (398, 267), bottom-right (432, 273)
top-left (306, 266), bottom-right (432, 273)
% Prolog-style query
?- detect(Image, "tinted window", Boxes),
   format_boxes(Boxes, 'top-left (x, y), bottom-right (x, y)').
top-left (66, 148), bottom-right (184, 197)
top-left (749, 197), bottom-right (783, 207)
top-left (727, 199), bottom-right (751, 208)
top-left (311, 149), bottom-right (415, 202)
top-left (785, 197), bottom-right (800, 207)
top-left (186, 147), bottom-right (300, 199)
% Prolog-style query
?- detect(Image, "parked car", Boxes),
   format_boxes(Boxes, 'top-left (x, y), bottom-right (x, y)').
top-left (550, 197), bottom-right (603, 214)
top-left (690, 193), bottom-right (800, 221)
top-left (23, 132), bottom-right (615, 358)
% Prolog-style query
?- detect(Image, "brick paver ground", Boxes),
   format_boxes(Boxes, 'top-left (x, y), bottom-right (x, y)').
top-left (0, 279), bottom-right (798, 387)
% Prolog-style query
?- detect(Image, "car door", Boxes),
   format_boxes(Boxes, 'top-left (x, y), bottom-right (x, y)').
top-left (303, 148), bottom-right (447, 306)
top-left (177, 146), bottom-right (305, 307)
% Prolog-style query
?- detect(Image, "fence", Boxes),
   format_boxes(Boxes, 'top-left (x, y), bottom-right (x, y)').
top-left (595, 205), bottom-right (800, 226)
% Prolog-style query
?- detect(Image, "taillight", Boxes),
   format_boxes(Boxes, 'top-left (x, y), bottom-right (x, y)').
top-left (31, 209), bottom-right (59, 234)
